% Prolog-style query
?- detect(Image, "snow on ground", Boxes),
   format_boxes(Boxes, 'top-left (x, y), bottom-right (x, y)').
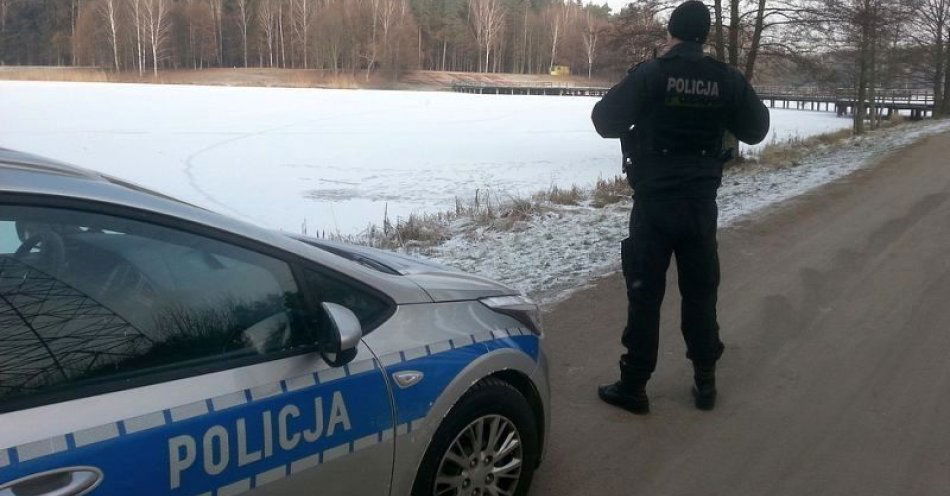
top-left (427, 119), bottom-right (950, 304)
top-left (0, 81), bottom-right (848, 237)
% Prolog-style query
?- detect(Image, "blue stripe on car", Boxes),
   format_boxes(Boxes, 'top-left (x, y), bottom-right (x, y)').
top-left (0, 330), bottom-right (539, 496)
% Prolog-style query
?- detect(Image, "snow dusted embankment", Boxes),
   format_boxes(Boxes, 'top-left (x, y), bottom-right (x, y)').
top-left (425, 119), bottom-right (950, 304)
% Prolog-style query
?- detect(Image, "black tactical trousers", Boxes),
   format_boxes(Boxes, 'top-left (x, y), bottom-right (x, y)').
top-left (620, 197), bottom-right (724, 380)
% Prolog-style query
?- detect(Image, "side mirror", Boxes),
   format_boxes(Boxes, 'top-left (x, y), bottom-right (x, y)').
top-left (319, 302), bottom-right (362, 367)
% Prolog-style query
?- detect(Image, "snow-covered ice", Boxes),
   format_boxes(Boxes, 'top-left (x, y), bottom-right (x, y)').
top-left (0, 81), bottom-right (850, 236)
top-left (6, 80), bottom-right (931, 302)
top-left (428, 119), bottom-right (950, 303)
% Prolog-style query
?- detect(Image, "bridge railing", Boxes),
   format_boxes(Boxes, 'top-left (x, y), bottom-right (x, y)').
top-left (452, 81), bottom-right (586, 89)
top-left (450, 82), bottom-right (935, 108)
top-left (756, 86), bottom-right (934, 105)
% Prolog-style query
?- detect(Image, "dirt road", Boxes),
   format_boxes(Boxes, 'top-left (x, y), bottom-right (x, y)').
top-left (532, 130), bottom-right (950, 495)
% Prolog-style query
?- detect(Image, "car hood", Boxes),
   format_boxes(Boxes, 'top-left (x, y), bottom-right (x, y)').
top-left (291, 236), bottom-right (519, 302)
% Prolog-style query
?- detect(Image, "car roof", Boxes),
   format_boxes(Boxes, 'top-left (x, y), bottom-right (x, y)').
top-left (0, 148), bottom-right (431, 304)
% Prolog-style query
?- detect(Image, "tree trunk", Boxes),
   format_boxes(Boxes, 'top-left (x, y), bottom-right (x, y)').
top-left (935, 21), bottom-right (945, 116)
top-left (941, 27), bottom-right (950, 116)
top-left (854, 28), bottom-right (869, 134)
top-left (279, 2), bottom-right (286, 69)
top-left (727, 0), bottom-right (739, 66)
top-left (713, 0), bottom-right (725, 61)
top-left (869, 35), bottom-right (878, 129)
top-left (129, 0), bottom-right (145, 76)
top-left (521, 1), bottom-right (528, 73)
top-left (943, 28), bottom-right (950, 114)
top-left (239, 0), bottom-right (249, 68)
top-left (152, 42), bottom-right (159, 76)
top-left (744, 0), bottom-right (767, 80)
top-left (105, 0), bottom-right (120, 71)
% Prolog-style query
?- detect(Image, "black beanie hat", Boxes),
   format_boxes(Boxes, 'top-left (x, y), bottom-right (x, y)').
top-left (668, 1), bottom-right (711, 43)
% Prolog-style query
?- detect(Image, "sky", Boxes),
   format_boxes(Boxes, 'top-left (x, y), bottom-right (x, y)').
top-left (605, 0), bottom-right (633, 12)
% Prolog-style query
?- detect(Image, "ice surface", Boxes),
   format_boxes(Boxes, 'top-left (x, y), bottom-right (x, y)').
top-left (0, 81), bottom-right (850, 236)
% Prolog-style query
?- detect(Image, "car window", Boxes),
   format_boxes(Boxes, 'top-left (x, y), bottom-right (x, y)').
top-left (0, 205), bottom-right (317, 409)
top-left (299, 268), bottom-right (391, 331)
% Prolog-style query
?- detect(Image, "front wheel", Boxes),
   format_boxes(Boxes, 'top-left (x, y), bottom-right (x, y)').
top-left (412, 378), bottom-right (540, 496)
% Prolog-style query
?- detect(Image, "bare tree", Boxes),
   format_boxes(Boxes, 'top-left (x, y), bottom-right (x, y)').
top-left (236, 0), bottom-right (253, 68)
top-left (143, 0), bottom-right (170, 76)
top-left (207, 0), bottom-right (223, 65)
top-left (1, 0), bottom-right (9, 32)
top-left (99, 0), bottom-right (121, 70)
top-left (259, 0), bottom-right (277, 67)
top-left (546, 2), bottom-right (565, 72)
top-left (364, 0), bottom-right (380, 79)
top-left (945, 27), bottom-right (950, 113)
top-left (468, 0), bottom-right (505, 72)
top-left (290, 0), bottom-right (313, 68)
top-left (917, 0), bottom-right (949, 113)
top-left (127, 0), bottom-right (146, 75)
top-left (582, 9), bottom-right (608, 79)
top-left (812, 0), bottom-right (905, 133)
top-left (278, 0), bottom-right (287, 68)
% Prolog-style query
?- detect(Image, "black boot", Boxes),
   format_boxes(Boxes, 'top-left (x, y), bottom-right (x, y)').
top-left (598, 361), bottom-right (649, 414)
top-left (692, 362), bottom-right (717, 411)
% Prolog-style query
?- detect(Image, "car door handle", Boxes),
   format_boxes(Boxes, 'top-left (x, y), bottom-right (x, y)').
top-left (0, 466), bottom-right (103, 496)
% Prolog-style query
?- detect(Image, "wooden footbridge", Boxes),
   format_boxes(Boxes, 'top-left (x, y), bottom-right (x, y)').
top-left (755, 86), bottom-right (936, 119)
top-left (451, 82), bottom-right (936, 118)
top-left (452, 81), bottom-right (609, 97)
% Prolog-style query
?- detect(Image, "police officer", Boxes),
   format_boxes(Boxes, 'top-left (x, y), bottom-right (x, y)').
top-left (591, 0), bottom-right (769, 414)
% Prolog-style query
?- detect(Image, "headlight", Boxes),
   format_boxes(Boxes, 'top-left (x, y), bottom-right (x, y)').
top-left (480, 295), bottom-right (543, 335)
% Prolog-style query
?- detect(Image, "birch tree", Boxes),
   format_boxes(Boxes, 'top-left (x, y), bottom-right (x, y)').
top-left (469, 0), bottom-right (505, 72)
top-left (236, 0), bottom-right (253, 68)
top-left (99, 0), bottom-right (121, 70)
top-left (291, 0), bottom-right (313, 68)
top-left (259, 0), bottom-right (277, 67)
top-left (207, 0), bottom-right (223, 65)
top-left (582, 9), bottom-right (608, 79)
top-left (143, 0), bottom-right (169, 76)
top-left (127, 0), bottom-right (145, 75)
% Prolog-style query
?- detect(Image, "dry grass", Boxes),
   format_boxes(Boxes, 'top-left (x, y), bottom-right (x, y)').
top-left (0, 67), bottom-right (112, 82)
top-left (749, 127), bottom-right (855, 169)
top-left (349, 177), bottom-right (634, 250)
top-left (591, 176), bottom-right (632, 207)
top-left (0, 66), bottom-right (394, 89)
top-left (348, 189), bottom-right (548, 250)
top-left (534, 185), bottom-right (584, 205)
top-left (744, 114), bottom-right (915, 171)
top-left (0, 66), bottom-right (614, 91)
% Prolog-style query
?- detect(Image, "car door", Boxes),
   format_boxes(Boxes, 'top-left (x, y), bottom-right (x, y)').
top-left (0, 200), bottom-right (395, 496)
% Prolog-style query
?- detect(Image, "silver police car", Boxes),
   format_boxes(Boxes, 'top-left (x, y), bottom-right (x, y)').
top-left (0, 149), bottom-right (549, 496)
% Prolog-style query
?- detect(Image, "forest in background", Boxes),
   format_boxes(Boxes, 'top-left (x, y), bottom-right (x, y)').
top-left (1, 0), bottom-right (950, 126)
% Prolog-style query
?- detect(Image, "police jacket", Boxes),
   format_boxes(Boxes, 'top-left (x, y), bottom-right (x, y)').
top-left (591, 42), bottom-right (770, 199)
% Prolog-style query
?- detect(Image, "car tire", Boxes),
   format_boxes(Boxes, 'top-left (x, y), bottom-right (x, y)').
top-left (412, 377), bottom-right (540, 496)
top-left (412, 378), bottom-right (540, 496)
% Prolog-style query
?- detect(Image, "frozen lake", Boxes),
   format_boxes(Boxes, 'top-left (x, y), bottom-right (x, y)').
top-left (0, 81), bottom-right (851, 235)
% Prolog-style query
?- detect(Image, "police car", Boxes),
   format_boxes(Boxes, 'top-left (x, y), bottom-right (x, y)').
top-left (0, 149), bottom-right (549, 496)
